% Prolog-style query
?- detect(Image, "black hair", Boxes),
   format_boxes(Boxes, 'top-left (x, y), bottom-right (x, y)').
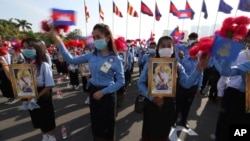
top-left (188, 32), bottom-right (198, 39)
top-left (21, 38), bottom-right (48, 68)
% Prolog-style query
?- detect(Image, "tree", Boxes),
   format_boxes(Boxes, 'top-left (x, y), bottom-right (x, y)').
top-left (15, 18), bottom-right (32, 32)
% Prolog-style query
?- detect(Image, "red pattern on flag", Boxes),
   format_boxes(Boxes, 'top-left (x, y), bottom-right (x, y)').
top-left (113, 1), bottom-right (123, 18)
top-left (99, 2), bottom-right (104, 21)
top-left (127, 2), bottom-right (138, 17)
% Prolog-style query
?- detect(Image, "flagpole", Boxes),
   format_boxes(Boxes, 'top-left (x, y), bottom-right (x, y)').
top-left (126, 0), bottom-right (129, 39)
top-left (197, 0), bottom-right (203, 34)
top-left (167, 1), bottom-right (171, 34)
top-left (212, 7), bottom-right (219, 34)
top-left (235, 0), bottom-right (241, 17)
top-left (112, 3), bottom-right (114, 35)
top-left (153, 0), bottom-right (156, 34)
top-left (84, 0), bottom-right (88, 36)
top-left (181, 19), bottom-right (185, 31)
top-left (98, 0), bottom-right (100, 23)
top-left (139, 0), bottom-right (142, 39)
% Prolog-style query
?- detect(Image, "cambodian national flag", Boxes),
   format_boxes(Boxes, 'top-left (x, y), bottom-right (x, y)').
top-left (170, 1), bottom-right (179, 17)
top-left (155, 2), bottom-right (162, 21)
top-left (51, 8), bottom-right (76, 25)
top-left (185, 1), bottom-right (195, 19)
top-left (141, 1), bottom-right (153, 16)
top-left (178, 10), bottom-right (193, 19)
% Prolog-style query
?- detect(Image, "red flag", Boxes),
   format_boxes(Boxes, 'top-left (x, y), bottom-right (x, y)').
top-left (155, 2), bottom-right (162, 21)
top-left (170, 1), bottom-right (179, 17)
top-left (141, 1), bottom-right (153, 16)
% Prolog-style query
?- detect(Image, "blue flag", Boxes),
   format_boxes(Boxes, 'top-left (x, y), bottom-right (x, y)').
top-left (202, 0), bottom-right (208, 19)
top-left (238, 0), bottom-right (250, 12)
top-left (218, 0), bottom-right (233, 14)
top-left (211, 34), bottom-right (244, 61)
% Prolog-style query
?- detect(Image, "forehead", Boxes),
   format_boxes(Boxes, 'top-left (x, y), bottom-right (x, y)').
top-left (22, 42), bottom-right (34, 49)
top-left (160, 39), bottom-right (173, 45)
top-left (92, 29), bottom-right (105, 37)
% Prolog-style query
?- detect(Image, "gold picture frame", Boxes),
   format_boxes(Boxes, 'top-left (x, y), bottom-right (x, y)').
top-left (246, 71), bottom-right (250, 113)
top-left (148, 58), bottom-right (177, 97)
top-left (118, 51), bottom-right (128, 68)
top-left (9, 64), bottom-right (38, 99)
top-left (80, 63), bottom-right (91, 76)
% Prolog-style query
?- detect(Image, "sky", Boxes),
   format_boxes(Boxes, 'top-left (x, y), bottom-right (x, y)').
top-left (0, 0), bottom-right (249, 41)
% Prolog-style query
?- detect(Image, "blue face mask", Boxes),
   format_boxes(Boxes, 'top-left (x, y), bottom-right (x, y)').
top-left (22, 49), bottom-right (36, 58)
top-left (148, 48), bottom-right (156, 54)
top-left (94, 39), bottom-right (107, 51)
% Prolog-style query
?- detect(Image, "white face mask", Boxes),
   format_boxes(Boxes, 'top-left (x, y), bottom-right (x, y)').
top-left (148, 48), bottom-right (156, 54)
top-left (187, 40), bottom-right (196, 47)
top-left (158, 48), bottom-right (173, 58)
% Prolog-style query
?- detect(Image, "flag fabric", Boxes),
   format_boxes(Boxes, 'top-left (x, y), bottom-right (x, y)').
top-left (127, 2), bottom-right (139, 17)
top-left (177, 10), bottom-right (194, 19)
top-left (99, 2), bottom-right (104, 21)
top-left (238, 0), bottom-right (250, 12)
top-left (51, 8), bottom-right (76, 25)
top-left (211, 34), bottom-right (244, 61)
top-left (202, 0), bottom-right (208, 19)
top-left (84, 0), bottom-right (90, 22)
top-left (170, 1), bottom-right (179, 17)
top-left (155, 2), bottom-right (162, 21)
top-left (146, 32), bottom-right (155, 45)
top-left (141, 1), bottom-right (153, 16)
top-left (218, 0), bottom-right (233, 14)
top-left (113, 1), bottom-right (123, 17)
top-left (185, 1), bottom-right (195, 19)
top-left (170, 27), bottom-right (183, 41)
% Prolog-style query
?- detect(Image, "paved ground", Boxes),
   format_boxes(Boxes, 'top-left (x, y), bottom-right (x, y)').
top-left (0, 65), bottom-right (220, 141)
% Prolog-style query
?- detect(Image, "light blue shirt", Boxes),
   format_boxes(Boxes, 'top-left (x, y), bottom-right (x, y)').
top-left (174, 43), bottom-right (190, 62)
top-left (219, 60), bottom-right (250, 92)
top-left (178, 57), bottom-right (203, 89)
top-left (36, 62), bottom-right (55, 87)
top-left (58, 44), bottom-right (125, 95)
top-left (138, 54), bottom-right (150, 66)
top-left (137, 61), bottom-right (202, 101)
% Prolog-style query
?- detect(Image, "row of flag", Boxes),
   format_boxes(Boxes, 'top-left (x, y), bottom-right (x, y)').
top-left (84, 0), bottom-right (250, 22)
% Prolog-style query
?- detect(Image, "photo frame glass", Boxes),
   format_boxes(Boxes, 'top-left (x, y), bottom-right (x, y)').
top-left (81, 63), bottom-right (91, 76)
top-left (118, 51), bottom-right (128, 67)
top-left (148, 58), bottom-right (177, 97)
top-left (9, 64), bottom-right (38, 99)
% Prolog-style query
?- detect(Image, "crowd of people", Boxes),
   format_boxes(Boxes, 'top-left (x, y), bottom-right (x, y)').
top-left (0, 22), bottom-right (250, 141)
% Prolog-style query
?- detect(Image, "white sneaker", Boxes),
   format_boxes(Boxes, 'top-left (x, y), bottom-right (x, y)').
top-left (41, 134), bottom-right (48, 141)
top-left (8, 98), bottom-right (20, 105)
top-left (67, 83), bottom-right (73, 89)
top-left (74, 85), bottom-right (80, 90)
top-left (47, 135), bottom-right (56, 141)
top-left (84, 97), bottom-right (90, 105)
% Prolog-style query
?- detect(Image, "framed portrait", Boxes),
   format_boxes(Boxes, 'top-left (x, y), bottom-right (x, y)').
top-left (148, 58), bottom-right (177, 97)
top-left (118, 51), bottom-right (128, 67)
top-left (9, 64), bottom-right (38, 99)
top-left (81, 63), bottom-right (91, 76)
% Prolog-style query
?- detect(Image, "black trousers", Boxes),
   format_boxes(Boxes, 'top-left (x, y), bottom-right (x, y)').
top-left (0, 70), bottom-right (15, 99)
top-left (89, 84), bottom-right (116, 141)
top-left (69, 69), bottom-right (79, 86)
top-left (215, 87), bottom-right (250, 141)
top-left (174, 85), bottom-right (198, 123)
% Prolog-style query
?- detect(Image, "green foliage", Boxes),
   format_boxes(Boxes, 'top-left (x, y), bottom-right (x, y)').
top-left (0, 18), bottom-right (81, 47)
